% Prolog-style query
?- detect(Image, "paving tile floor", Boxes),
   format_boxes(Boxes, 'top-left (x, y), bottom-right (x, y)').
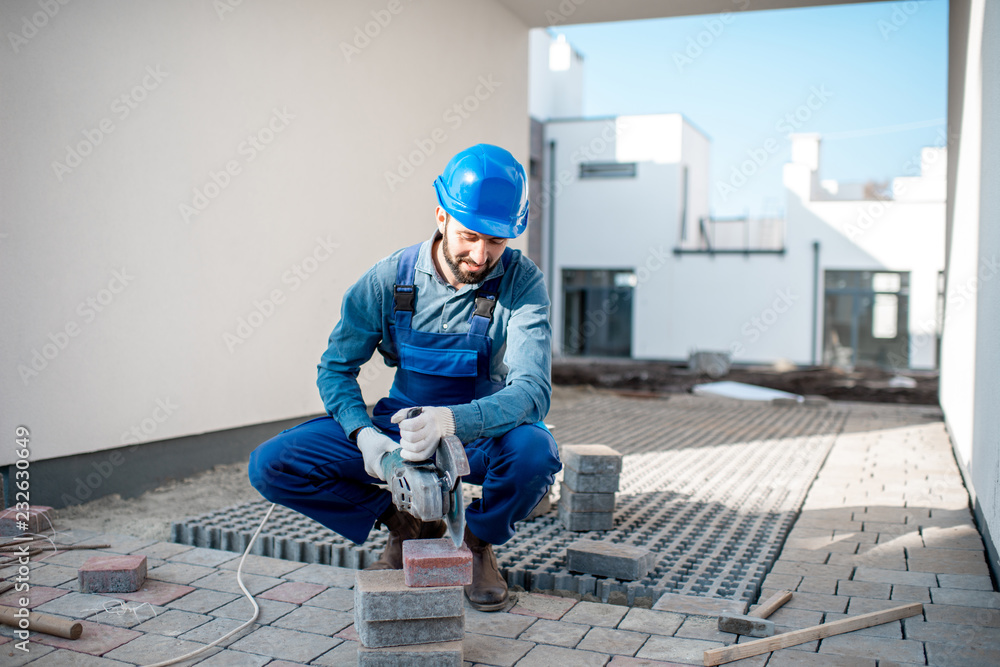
top-left (2, 397), bottom-right (998, 665)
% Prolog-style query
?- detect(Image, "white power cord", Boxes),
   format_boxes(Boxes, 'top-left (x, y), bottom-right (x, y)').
top-left (141, 502), bottom-right (277, 667)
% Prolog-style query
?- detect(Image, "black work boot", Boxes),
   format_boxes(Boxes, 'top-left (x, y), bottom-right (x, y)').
top-left (463, 525), bottom-right (508, 611)
top-left (365, 505), bottom-right (446, 570)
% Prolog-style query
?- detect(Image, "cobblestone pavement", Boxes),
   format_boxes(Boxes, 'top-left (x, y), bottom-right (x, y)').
top-left (2, 396), bottom-right (998, 665)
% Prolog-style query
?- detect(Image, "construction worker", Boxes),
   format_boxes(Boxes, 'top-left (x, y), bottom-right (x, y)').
top-left (249, 144), bottom-right (561, 611)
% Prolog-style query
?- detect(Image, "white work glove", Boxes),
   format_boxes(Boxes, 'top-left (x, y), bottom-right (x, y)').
top-left (356, 427), bottom-right (400, 481)
top-left (391, 407), bottom-right (456, 462)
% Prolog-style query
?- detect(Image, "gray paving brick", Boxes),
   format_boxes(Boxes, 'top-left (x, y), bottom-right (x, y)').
top-left (230, 626), bottom-right (340, 662)
top-left (853, 566), bottom-right (937, 587)
top-left (461, 633), bottom-right (534, 666)
top-left (136, 542), bottom-right (194, 560)
top-left (147, 561), bottom-right (217, 585)
top-left (635, 635), bottom-right (722, 663)
top-left (209, 595), bottom-right (297, 626)
top-left (931, 587), bottom-right (1000, 608)
top-left (518, 618), bottom-right (590, 647)
top-left (188, 570), bottom-right (283, 596)
top-left (567, 541), bottom-right (652, 581)
top-left (167, 588), bottom-right (240, 614)
top-left (562, 444), bottom-right (623, 475)
top-left (937, 573), bottom-right (995, 590)
top-left (618, 608), bottom-right (684, 636)
top-left (560, 600), bottom-right (628, 628)
top-left (310, 640), bottom-right (358, 666)
top-left (167, 547), bottom-right (239, 568)
top-left (355, 570), bottom-right (464, 622)
top-left (557, 504), bottom-right (614, 531)
top-left (176, 616), bottom-right (253, 648)
top-left (762, 573), bottom-right (803, 590)
top-left (356, 615), bottom-right (464, 649)
top-left (87, 600), bottom-right (165, 628)
top-left (674, 615), bottom-right (737, 643)
top-left (103, 632), bottom-right (217, 664)
top-left (515, 643), bottom-right (610, 666)
top-left (766, 651), bottom-right (875, 666)
top-left (818, 634), bottom-right (926, 663)
top-left (822, 612), bottom-right (901, 638)
top-left (11, 648), bottom-right (126, 666)
top-left (24, 564), bottom-right (78, 588)
top-left (33, 591), bottom-right (117, 619)
top-left (797, 577), bottom-right (838, 595)
top-left (190, 649), bottom-right (271, 666)
top-left (358, 640), bottom-right (463, 666)
top-left (924, 641), bottom-right (1000, 667)
top-left (216, 553), bottom-right (307, 577)
top-left (904, 618), bottom-right (1000, 648)
top-left (922, 603), bottom-right (1000, 627)
top-left (759, 588), bottom-right (847, 614)
top-left (836, 580), bottom-right (890, 599)
top-left (464, 607), bottom-right (535, 638)
top-left (770, 561), bottom-right (855, 580)
top-left (283, 563), bottom-right (357, 589)
top-left (560, 489), bottom-right (616, 513)
top-left (133, 609), bottom-right (212, 637)
top-left (652, 592), bottom-right (745, 616)
top-left (890, 584), bottom-right (931, 602)
top-left (562, 468), bottom-right (619, 493)
top-left (273, 604), bottom-right (354, 635)
top-left (305, 586), bottom-right (356, 612)
top-left (576, 625), bottom-right (647, 655)
top-left (774, 548), bottom-right (831, 564)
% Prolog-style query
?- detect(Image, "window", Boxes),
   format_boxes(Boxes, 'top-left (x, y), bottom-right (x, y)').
top-left (579, 162), bottom-right (636, 179)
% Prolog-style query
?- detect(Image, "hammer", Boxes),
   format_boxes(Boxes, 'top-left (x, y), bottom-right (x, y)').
top-left (717, 590), bottom-right (792, 638)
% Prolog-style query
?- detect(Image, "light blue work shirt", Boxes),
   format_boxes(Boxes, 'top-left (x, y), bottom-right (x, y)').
top-left (317, 231), bottom-right (552, 443)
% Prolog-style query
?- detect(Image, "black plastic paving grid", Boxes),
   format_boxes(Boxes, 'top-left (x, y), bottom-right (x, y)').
top-left (172, 394), bottom-right (848, 605)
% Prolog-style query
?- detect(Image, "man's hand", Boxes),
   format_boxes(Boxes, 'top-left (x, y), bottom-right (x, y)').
top-left (391, 407), bottom-right (455, 461)
top-left (356, 427), bottom-right (400, 481)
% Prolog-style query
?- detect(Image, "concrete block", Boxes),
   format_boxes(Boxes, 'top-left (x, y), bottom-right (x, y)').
top-left (558, 503), bottom-right (613, 531)
top-left (356, 615), bottom-right (464, 648)
top-left (560, 489), bottom-right (616, 513)
top-left (562, 468), bottom-right (619, 493)
top-left (402, 539), bottom-right (472, 587)
top-left (358, 639), bottom-right (463, 666)
top-left (0, 505), bottom-right (53, 536)
top-left (354, 570), bottom-right (464, 622)
top-left (78, 554), bottom-right (147, 593)
top-left (566, 540), bottom-right (652, 580)
top-left (561, 444), bottom-right (623, 475)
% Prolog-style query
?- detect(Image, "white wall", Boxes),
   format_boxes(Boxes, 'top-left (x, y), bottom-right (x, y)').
top-left (0, 0), bottom-right (529, 466)
top-left (941, 0), bottom-right (1000, 571)
top-left (528, 28), bottom-right (583, 121)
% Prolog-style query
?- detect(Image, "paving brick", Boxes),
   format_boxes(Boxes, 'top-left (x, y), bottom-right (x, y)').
top-left (770, 561), bottom-right (855, 580)
top-left (258, 580), bottom-right (326, 604)
top-left (759, 588), bottom-right (847, 614)
top-left (87, 599), bottom-right (164, 628)
top-left (177, 616), bottom-right (252, 648)
top-left (211, 595), bottom-right (298, 626)
top-left (516, 643), bottom-right (611, 666)
top-left (846, 595), bottom-right (918, 615)
top-left (78, 554), bottom-right (147, 594)
top-left (284, 563), bottom-right (357, 589)
top-left (796, 577), bottom-right (838, 595)
top-left (1, 649), bottom-right (128, 666)
top-left (904, 617), bottom-right (1000, 648)
top-left (33, 591), bottom-right (113, 618)
top-left (518, 618), bottom-right (590, 647)
top-left (167, 588), bottom-right (240, 614)
top-left (31, 619), bottom-right (141, 656)
top-left (890, 584), bottom-right (931, 602)
top-left (304, 586), bottom-right (355, 612)
top-left (774, 548), bottom-right (831, 564)
top-left (311, 640), bottom-right (358, 666)
top-left (25, 564), bottom-right (78, 588)
top-left (115, 579), bottom-right (195, 606)
top-left (761, 573), bottom-right (802, 591)
top-left (922, 603), bottom-right (1000, 627)
top-left (189, 570), bottom-right (282, 596)
top-left (937, 573), bottom-right (994, 590)
top-left (137, 542), bottom-right (193, 560)
top-left (853, 566), bottom-right (937, 587)
top-left (461, 632), bottom-right (534, 666)
top-left (274, 604), bottom-right (355, 636)
top-left (560, 489), bottom-right (616, 513)
top-left (464, 606), bottom-right (535, 637)
top-left (818, 633), bottom-right (926, 663)
top-left (922, 525), bottom-right (985, 550)
top-left (146, 561), bottom-right (217, 585)
top-left (230, 625), bottom-right (340, 662)
top-left (924, 641), bottom-right (1000, 667)
top-left (561, 600), bottom-right (628, 627)
top-left (752, 607), bottom-right (823, 629)
top-left (636, 635), bottom-right (722, 663)
top-left (836, 580), bottom-right (890, 599)
top-left (354, 570), bottom-right (464, 622)
top-left (402, 538), bottom-right (472, 587)
top-left (0, 505), bottom-right (53, 536)
top-left (0, 585), bottom-right (67, 609)
top-left (577, 625), bottom-right (648, 655)
top-left (562, 468), bottom-right (620, 493)
top-left (358, 639), bottom-right (463, 666)
top-left (619, 608), bottom-right (685, 636)
top-left (767, 651), bottom-right (875, 666)
top-left (562, 444), bottom-right (623, 474)
top-left (567, 540), bottom-right (652, 581)
top-left (827, 552), bottom-right (907, 570)
top-left (675, 615), bottom-right (737, 643)
top-left (167, 546), bottom-right (239, 568)
top-left (356, 615), bottom-right (464, 649)
top-left (217, 553), bottom-right (308, 578)
top-left (822, 612), bottom-right (901, 638)
top-left (652, 592), bottom-right (745, 617)
top-left (931, 587), bottom-right (1000, 608)
top-left (193, 649), bottom-right (272, 666)
top-left (104, 631), bottom-right (213, 664)
top-left (558, 503), bottom-right (614, 531)
top-left (509, 592), bottom-right (578, 620)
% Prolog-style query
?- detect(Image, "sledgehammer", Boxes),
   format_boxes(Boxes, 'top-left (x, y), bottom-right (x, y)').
top-left (717, 590), bottom-right (792, 638)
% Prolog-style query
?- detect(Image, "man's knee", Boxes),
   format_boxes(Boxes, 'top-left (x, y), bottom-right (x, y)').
top-left (503, 425), bottom-right (561, 475)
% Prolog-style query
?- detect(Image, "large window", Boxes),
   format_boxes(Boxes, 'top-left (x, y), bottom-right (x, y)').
top-left (562, 269), bottom-right (635, 357)
top-left (823, 270), bottom-right (910, 369)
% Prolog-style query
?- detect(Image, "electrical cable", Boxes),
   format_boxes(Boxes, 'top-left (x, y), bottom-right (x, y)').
top-left (140, 502), bottom-right (276, 667)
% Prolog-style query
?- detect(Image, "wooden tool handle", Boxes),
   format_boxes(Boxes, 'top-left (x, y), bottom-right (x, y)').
top-left (748, 590), bottom-right (792, 619)
top-left (0, 605), bottom-right (83, 639)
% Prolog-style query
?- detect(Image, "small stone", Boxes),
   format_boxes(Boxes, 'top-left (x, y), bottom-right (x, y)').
top-left (78, 554), bottom-right (147, 593)
top-left (402, 539), bottom-right (472, 588)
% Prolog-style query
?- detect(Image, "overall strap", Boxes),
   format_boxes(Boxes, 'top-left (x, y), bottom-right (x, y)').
top-left (393, 243), bottom-right (422, 329)
top-left (468, 247), bottom-right (513, 336)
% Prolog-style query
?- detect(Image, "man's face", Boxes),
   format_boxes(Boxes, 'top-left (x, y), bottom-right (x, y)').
top-left (440, 217), bottom-right (508, 284)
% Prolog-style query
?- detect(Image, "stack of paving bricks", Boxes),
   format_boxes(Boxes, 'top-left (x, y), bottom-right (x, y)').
top-left (353, 538), bottom-right (471, 665)
top-left (558, 444), bottom-right (623, 531)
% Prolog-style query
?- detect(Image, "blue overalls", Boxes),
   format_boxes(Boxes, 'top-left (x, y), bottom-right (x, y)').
top-left (249, 243), bottom-right (561, 545)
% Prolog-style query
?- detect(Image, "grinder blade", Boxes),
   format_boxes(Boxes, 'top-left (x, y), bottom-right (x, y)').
top-left (436, 435), bottom-right (469, 547)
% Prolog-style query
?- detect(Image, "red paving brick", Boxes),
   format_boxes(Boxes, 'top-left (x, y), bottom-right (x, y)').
top-left (115, 580), bottom-right (194, 606)
top-left (403, 538), bottom-right (472, 587)
top-left (78, 554), bottom-right (147, 594)
top-left (0, 585), bottom-right (68, 608)
top-left (33, 619), bottom-right (141, 655)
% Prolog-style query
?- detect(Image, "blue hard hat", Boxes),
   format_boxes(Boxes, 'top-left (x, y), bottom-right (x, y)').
top-left (433, 144), bottom-right (529, 238)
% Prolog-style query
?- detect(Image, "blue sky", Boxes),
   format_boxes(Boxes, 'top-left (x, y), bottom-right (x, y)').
top-left (556, 1), bottom-right (948, 217)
